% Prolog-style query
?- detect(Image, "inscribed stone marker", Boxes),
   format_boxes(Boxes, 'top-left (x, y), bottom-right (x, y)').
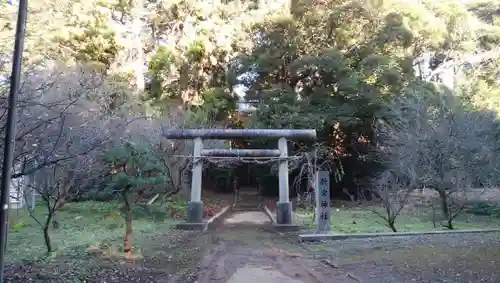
top-left (315, 171), bottom-right (331, 233)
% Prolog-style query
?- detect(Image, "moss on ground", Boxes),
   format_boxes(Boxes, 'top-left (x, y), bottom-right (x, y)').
top-left (4, 200), bottom-right (218, 282)
top-left (7, 201), bottom-right (182, 263)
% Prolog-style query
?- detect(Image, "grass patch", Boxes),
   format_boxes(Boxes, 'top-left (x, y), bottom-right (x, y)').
top-left (295, 204), bottom-right (500, 233)
top-left (7, 200), bottom-right (182, 263)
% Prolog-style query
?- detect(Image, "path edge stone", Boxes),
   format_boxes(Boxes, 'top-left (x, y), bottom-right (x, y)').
top-left (264, 204), bottom-right (301, 232)
top-left (263, 204), bottom-right (277, 224)
top-left (203, 205), bottom-right (232, 232)
top-left (298, 228), bottom-right (500, 242)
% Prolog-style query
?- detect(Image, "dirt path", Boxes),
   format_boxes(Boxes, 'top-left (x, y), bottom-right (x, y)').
top-left (7, 207), bottom-right (498, 282)
top-left (191, 210), bottom-right (358, 283)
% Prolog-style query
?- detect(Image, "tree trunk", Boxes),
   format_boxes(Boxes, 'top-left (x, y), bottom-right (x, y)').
top-left (52, 212), bottom-right (59, 229)
top-left (43, 226), bottom-right (52, 253)
top-left (123, 191), bottom-right (133, 253)
top-left (431, 204), bottom-right (438, 228)
top-left (123, 209), bottom-right (133, 253)
top-left (132, 0), bottom-right (145, 93)
top-left (437, 189), bottom-right (450, 220)
top-left (388, 220), bottom-right (397, 232)
top-left (43, 213), bottom-right (53, 253)
top-left (445, 218), bottom-right (454, 230)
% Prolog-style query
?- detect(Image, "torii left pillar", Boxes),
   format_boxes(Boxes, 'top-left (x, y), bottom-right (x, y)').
top-left (187, 137), bottom-right (203, 224)
top-left (176, 136), bottom-right (205, 230)
top-left (276, 137), bottom-right (292, 224)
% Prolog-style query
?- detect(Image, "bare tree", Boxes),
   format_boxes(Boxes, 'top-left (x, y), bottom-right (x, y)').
top-left (368, 170), bottom-right (415, 232)
top-left (0, 64), bottom-right (133, 181)
top-left (375, 87), bottom-right (500, 229)
top-left (27, 156), bottom-right (98, 253)
top-left (0, 64), bottom-right (139, 253)
top-left (291, 142), bottom-right (343, 208)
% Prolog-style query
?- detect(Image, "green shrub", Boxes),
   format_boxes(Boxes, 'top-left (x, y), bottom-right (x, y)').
top-left (132, 204), bottom-right (170, 220)
top-left (465, 201), bottom-right (500, 217)
top-left (10, 222), bottom-right (25, 232)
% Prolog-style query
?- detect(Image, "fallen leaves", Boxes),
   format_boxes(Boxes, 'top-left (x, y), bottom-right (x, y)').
top-left (203, 204), bottom-right (222, 218)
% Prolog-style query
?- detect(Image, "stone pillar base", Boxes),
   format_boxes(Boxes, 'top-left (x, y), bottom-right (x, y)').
top-left (187, 201), bottom-right (203, 223)
top-left (276, 201), bottom-right (292, 224)
top-left (177, 201), bottom-right (204, 231)
top-left (176, 222), bottom-right (205, 230)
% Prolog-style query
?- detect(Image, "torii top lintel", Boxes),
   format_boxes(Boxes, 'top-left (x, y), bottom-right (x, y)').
top-left (162, 129), bottom-right (317, 140)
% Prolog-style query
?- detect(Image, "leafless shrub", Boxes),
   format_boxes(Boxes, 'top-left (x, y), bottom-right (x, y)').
top-left (375, 87), bottom-right (500, 229)
top-left (369, 170), bottom-right (415, 232)
top-left (27, 156), bottom-right (99, 253)
top-left (291, 142), bottom-right (343, 208)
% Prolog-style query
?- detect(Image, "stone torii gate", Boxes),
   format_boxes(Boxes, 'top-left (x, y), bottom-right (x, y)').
top-left (163, 129), bottom-right (316, 230)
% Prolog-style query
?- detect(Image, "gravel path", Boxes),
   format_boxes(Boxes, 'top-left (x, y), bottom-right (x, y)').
top-left (304, 232), bottom-right (500, 282)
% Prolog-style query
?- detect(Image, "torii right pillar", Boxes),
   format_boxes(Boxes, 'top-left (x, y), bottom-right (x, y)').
top-left (277, 137), bottom-right (292, 224)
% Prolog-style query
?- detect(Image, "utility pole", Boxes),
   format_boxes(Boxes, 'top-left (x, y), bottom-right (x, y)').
top-left (0, 0), bottom-right (28, 281)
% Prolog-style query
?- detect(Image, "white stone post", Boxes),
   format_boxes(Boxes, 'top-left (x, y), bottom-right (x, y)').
top-left (278, 138), bottom-right (289, 202)
top-left (277, 137), bottom-right (292, 224)
top-left (187, 137), bottom-right (204, 225)
top-left (190, 137), bottom-right (203, 202)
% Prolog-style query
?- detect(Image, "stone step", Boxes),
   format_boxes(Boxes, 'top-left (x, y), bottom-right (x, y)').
top-left (233, 202), bottom-right (262, 207)
top-left (238, 191), bottom-right (260, 196)
top-left (238, 197), bottom-right (260, 201)
top-left (238, 187), bottom-right (259, 192)
top-left (235, 195), bottom-right (261, 202)
top-left (239, 186), bottom-right (258, 190)
top-left (234, 195), bottom-right (260, 202)
top-left (232, 205), bottom-right (262, 211)
top-left (235, 200), bottom-right (261, 205)
top-left (233, 204), bottom-right (261, 208)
